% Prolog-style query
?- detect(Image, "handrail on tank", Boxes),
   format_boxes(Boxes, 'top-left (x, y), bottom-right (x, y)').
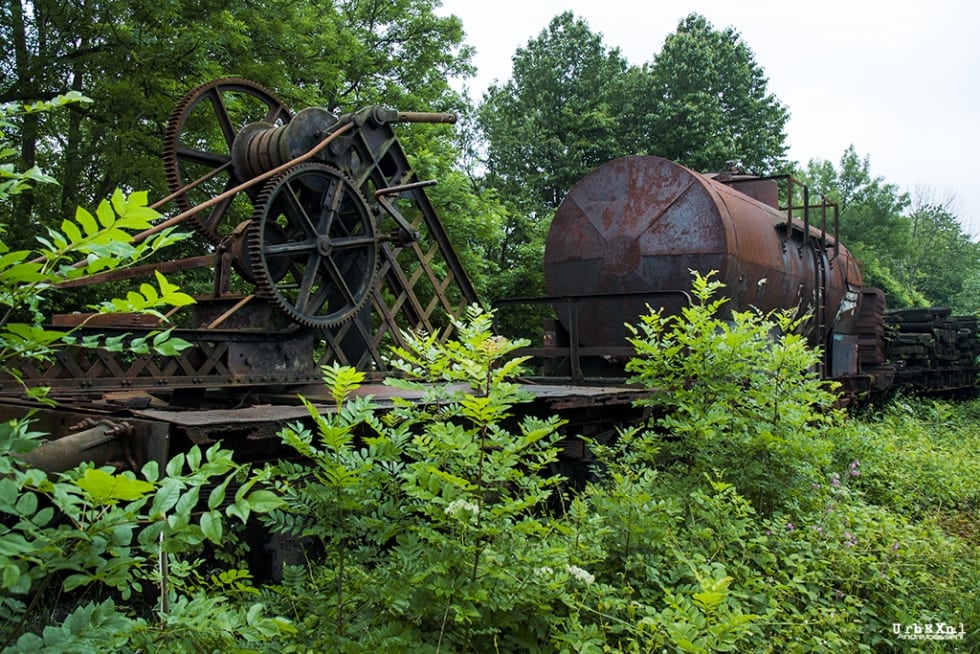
top-left (829, 201), bottom-right (841, 262)
top-left (803, 183), bottom-right (811, 249)
top-left (752, 174), bottom-right (839, 259)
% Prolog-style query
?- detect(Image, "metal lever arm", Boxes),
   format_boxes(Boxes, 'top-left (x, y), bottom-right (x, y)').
top-left (374, 180), bottom-right (438, 243)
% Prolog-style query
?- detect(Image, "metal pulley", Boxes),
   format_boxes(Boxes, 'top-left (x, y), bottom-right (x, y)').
top-left (231, 107), bottom-right (339, 181)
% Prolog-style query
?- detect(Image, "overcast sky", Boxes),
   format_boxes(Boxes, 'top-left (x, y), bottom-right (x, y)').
top-left (437, 0), bottom-right (980, 235)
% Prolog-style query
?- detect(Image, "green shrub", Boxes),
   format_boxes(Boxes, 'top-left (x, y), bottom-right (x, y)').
top-left (261, 306), bottom-right (580, 651)
top-left (2, 94), bottom-right (292, 651)
top-left (4, 270), bottom-right (977, 652)
top-left (0, 425), bottom-right (292, 650)
top-left (835, 399), bottom-right (980, 516)
top-left (623, 271), bottom-right (839, 514)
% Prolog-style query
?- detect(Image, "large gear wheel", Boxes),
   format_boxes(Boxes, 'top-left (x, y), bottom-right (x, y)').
top-left (248, 163), bottom-right (379, 328)
top-left (163, 78), bottom-right (292, 243)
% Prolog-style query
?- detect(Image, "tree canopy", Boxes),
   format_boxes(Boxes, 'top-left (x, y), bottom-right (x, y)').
top-left (479, 12), bottom-right (632, 218)
top-left (801, 147), bottom-right (980, 311)
top-left (0, 0), bottom-right (474, 246)
top-left (645, 13), bottom-right (789, 172)
top-left (479, 11), bottom-right (790, 220)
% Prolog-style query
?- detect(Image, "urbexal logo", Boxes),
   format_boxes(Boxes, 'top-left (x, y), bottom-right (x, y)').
top-left (893, 622), bottom-right (965, 641)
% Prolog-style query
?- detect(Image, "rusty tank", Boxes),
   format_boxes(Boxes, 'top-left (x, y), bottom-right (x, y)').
top-left (542, 155), bottom-right (866, 377)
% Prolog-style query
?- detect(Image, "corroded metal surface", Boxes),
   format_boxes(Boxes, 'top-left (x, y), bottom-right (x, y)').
top-left (544, 156), bottom-right (865, 349)
top-left (162, 78), bottom-right (292, 242)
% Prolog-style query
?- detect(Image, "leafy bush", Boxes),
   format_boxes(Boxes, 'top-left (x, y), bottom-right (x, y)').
top-left (260, 306), bottom-right (583, 651)
top-left (0, 423), bottom-right (292, 650)
top-left (245, 289), bottom-right (979, 653)
top-left (623, 271), bottom-right (840, 514)
top-left (0, 208), bottom-right (976, 653)
top-left (1, 93), bottom-right (292, 651)
top-left (835, 399), bottom-right (980, 517)
top-left (0, 94), bottom-right (192, 403)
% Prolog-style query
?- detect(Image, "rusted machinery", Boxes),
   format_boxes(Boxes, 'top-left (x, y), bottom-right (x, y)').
top-left (1, 78), bottom-right (488, 469)
top-left (10, 78), bottom-right (479, 401)
top-left (2, 79), bottom-right (648, 475)
top-left (503, 156), bottom-right (976, 399)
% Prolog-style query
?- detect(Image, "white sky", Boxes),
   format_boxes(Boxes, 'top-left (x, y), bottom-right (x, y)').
top-left (437, 0), bottom-right (980, 235)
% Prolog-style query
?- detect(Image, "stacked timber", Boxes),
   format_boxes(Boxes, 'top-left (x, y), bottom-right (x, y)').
top-left (884, 307), bottom-right (979, 392)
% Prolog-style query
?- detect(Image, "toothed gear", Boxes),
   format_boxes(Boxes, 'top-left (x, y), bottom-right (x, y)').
top-left (163, 78), bottom-right (292, 243)
top-left (248, 163), bottom-right (379, 328)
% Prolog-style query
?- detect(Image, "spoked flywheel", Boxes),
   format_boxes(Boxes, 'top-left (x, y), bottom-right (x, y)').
top-left (163, 78), bottom-right (292, 242)
top-left (247, 163), bottom-right (379, 328)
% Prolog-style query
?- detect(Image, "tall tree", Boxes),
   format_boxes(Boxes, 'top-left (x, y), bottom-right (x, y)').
top-left (795, 147), bottom-right (980, 310)
top-left (0, 0), bottom-right (473, 246)
top-left (478, 11), bottom-right (631, 302)
top-left (802, 147), bottom-right (916, 305)
top-left (803, 152), bottom-right (980, 311)
top-left (804, 147), bottom-right (910, 251)
top-left (479, 11), bottom-right (631, 218)
top-left (645, 13), bottom-right (789, 173)
top-left (897, 189), bottom-right (980, 309)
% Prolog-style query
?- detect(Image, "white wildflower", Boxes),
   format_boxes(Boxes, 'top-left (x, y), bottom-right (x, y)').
top-left (533, 566), bottom-right (554, 576)
top-left (565, 564), bottom-right (595, 585)
top-left (445, 498), bottom-right (480, 518)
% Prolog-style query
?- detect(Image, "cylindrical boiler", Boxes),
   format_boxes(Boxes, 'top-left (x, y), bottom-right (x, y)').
top-left (543, 156), bottom-right (863, 348)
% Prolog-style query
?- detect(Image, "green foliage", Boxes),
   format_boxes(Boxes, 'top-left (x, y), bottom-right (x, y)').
top-left (480, 12), bottom-right (632, 219)
top-left (412, 151), bottom-right (509, 301)
top-left (575, 275), bottom-right (980, 652)
top-left (252, 298), bottom-right (979, 652)
top-left (898, 191), bottom-right (980, 310)
top-left (837, 399), bottom-right (980, 517)
top-left (477, 12), bottom-right (792, 306)
top-left (262, 306), bottom-right (580, 651)
top-left (0, 0), bottom-right (472, 245)
top-left (583, 400), bottom-right (979, 652)
top-left (6, 599), bottom-right (134, 654)
top-left (801, 147), bottom-right (980, 310)
top-left (646, 13), bottom-right (789, 172)
top-left (478, 12), bottom-right (632, 303)
top-left (0, 93), bottom-right (91, 200)
top-left (0, 428), bottom-right (289, 649)
top-left (2, 289), bottom-right (977, 652)
top-left (0, 94), bottom-right (292, 649)
top-left (624, 271), bottom-right (839, 513)
top-left (0, 98), bottom-right (192, 401)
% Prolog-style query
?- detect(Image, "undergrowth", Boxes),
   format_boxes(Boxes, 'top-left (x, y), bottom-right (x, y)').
top-left (2, 277), bottom-right (978, 652)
